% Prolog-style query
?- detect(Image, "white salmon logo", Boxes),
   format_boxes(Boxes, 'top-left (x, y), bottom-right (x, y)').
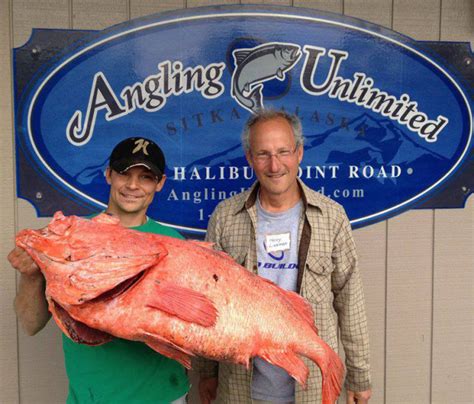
top-left (231, 42), bottom-right (301, 113)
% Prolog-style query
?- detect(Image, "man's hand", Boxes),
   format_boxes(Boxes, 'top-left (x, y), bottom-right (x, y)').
top-left (8, 246), bottom-right (50, 335)
top-left (198, 376), bottom-right (218, 404)
top-left (347, 389), bottom-right (372, 403)
top-left (8, 246), bottom-right (40, 276)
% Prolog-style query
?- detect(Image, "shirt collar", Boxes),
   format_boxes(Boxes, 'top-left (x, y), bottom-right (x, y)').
top-left (232, 178), bottom-right (324, 214)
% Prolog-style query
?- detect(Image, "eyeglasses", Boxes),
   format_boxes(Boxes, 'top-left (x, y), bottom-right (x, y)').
top-left (252, 146), bottom-right (298, 163)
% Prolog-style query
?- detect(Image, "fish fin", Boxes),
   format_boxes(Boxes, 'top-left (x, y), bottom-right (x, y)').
top-left (233, 49), bottom-right (251, 65)
top-left (248, 85), bottom-right (263, 111)
top-left (321, 351), bottom-right (345, 404)
top-left (303, 340), bottom-right (345, 404)
top-left (142, 331), bottom-right (194, 369)
top-left (91, 212), bottom-right (121, 225)
top-left (276, 68), bottom-right (285, 80)
top-left (67, 255), bottom-right (163, 304)
top-left (259, 349), bottom-right (309, 388)
top-left (53, 211), bottom-right (66, 220)
top-left (188, 240), bottom-right (237, 263)
top-left (189, 240), bottom-right (215, 250)
top-left (258, 278), bottom-right (317, 334)
top-left (147, 282), bottom-right (218, 327)
top-left (146, 341), bottom-right (192, 369)
top-left (48, 211), bottom-right (73, 235)
top-left (188, 241), bottom-right (237, 262)
top-left (281, 289), bottom-right (318, 334)
top-left (238, 355), bottom-right (251, 369)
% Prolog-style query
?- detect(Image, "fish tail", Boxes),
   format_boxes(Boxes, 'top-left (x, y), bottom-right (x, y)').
top-left (259, 349), bottom-right (309, 387)
top-left (280, 289), bottom-right (344, 401)
top-left (321, 346), bottom-right (344, 404)
top-left (248, 85), bottom-right (263, 111)
top-left (304, 340), bottom-right (344, 404)
top-left (280, 289), bottom-right (318, 333)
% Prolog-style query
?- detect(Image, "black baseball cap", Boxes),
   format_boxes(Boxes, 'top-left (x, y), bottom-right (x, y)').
top-left (109, 137), bottom-right (165, 178)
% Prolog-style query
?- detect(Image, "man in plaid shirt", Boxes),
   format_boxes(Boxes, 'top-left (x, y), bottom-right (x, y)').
top-left (196, 110), bottom-right (372, 404)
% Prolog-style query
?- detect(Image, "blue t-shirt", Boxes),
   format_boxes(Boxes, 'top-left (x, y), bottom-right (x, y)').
top-left (252, 199), bottom-right (302, 403)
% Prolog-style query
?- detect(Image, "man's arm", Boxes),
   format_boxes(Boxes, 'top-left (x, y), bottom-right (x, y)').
top-left (8, 247), bottom-right (51, 335)
top-left (330, 208), bottom-right (372, 398)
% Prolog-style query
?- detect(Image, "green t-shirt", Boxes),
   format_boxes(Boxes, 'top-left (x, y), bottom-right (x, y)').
top-left (63, 218), bottom-right (189, 403)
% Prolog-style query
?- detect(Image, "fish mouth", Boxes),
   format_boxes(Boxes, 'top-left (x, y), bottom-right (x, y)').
top-left (51, 271), bottom-right (146, 344)
top-left (282, 46), bottom-right (300, 62)
top-left (53, 301), bottom-right (113, 345)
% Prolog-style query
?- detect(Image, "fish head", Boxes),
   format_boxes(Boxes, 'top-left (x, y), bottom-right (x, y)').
top-left (15, 211), bottom-right (116, 265)
top-left (16, 211), bottom-right (168, 306)
top-left (276, 44), bottom-right (301, 65)
top-left (16, 211), bottom-right (171, 346)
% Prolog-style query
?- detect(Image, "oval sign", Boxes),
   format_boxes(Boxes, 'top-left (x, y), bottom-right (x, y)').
top-left (16, 5), bottom-right (473, 234)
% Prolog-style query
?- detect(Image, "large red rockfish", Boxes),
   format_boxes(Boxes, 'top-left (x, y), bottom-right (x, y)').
top-left (16, 212), bottom-right (344, 404)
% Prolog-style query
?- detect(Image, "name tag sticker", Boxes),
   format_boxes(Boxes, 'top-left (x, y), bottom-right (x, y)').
top-left (266, 233), bottom-right (291, 252)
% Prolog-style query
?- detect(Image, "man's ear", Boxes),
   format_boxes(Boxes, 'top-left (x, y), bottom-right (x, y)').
top-left (245, 151), bottom-right (254, 169)
top-left (297, 144), bottom-right (304, 164)
top-left (155, 175), bottom-right (167, 192)
top-left (105, 167), bottom-right (112, 185)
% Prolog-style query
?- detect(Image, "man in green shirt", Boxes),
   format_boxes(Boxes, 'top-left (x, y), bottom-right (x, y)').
top-left (9, 137), bottom-right (189, 403)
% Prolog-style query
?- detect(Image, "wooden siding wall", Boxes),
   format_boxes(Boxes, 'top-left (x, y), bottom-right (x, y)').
top-left (0, 0), bottom-right (472, 403)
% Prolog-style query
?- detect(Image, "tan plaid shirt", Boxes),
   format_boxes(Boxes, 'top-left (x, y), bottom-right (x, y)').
top-left (194, 179), bottom-right (371, 403)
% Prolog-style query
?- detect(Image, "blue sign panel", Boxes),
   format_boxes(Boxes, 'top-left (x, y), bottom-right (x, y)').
top-left (14, 5), bottom-right (473, 235)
